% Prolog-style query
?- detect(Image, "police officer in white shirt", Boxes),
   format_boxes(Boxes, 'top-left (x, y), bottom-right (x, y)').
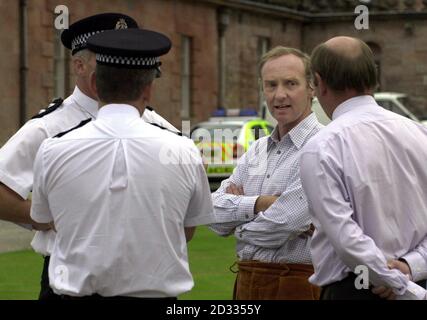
top-left (0, 13), bottom-right (178, 300)
top-left (30, 28), bottom-right (215, 299)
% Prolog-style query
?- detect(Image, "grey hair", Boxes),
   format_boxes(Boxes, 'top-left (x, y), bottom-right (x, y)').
top-left (258, 46), bottom-right (313, 89)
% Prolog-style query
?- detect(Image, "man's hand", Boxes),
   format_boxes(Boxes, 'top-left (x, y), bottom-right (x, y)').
top-left (225, 183), bottom-right (244, 196)
top-left (254, 195), bottom-right (278, 214)
top-left (371, 259), bottom-right (412, 300)
top-left (226, 183), bottom-right (279, 214)
top-left (32, 220), bottom-right (55, 232)
top-left (387, 259), bottom-right (412, 279)
top-left (299, 223), bottom-right (315, 238)
top-left (185, 227), bottom-right (196, 242)
top-left (371, 286), bottom-right (396, 300)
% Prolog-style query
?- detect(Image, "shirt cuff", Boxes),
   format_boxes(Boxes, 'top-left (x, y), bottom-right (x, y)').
top-left (0, 169), bottom-right (31, 199)
top-left (236, 195), bottom-right (258, 222)
top-left (401, 251), bottom-right (427, 283)
top-left (396, 281), bottom-right (427, 300)
top-left (184, 212), bottom-right (216, 227)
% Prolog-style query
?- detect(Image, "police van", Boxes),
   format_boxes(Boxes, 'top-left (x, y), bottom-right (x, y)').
top-left (191, 109), bottom-right (273, 183)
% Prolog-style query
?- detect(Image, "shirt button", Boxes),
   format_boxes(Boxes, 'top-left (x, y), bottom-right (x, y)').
top-left (277, 150), bottom-right (281, 155)
top-left (267, 174), bottom-right (270, 178)
top-left (245, 214), bottom-right (249, 219)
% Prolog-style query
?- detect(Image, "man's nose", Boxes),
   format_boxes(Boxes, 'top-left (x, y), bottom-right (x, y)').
top-left (275, 84), bottom-right (288, 99)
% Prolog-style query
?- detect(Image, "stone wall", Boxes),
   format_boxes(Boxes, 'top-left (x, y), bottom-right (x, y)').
top-left (1, 0), bottom-right (426, 145)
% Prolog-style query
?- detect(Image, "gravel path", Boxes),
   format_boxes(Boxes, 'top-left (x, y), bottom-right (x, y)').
top-left (0, 221), bottom-right (35, 253)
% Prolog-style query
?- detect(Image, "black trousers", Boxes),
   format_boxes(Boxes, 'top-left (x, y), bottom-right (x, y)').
top-left (320, 273), bottom-right (427, 300)
top-left (39, 256), bottom-right (61, 300)
top-left (39, 256), bottom-right (177, 300)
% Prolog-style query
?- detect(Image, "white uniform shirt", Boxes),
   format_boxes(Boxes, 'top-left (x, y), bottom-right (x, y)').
top-left (141, 107), bottom-right (180, 134)
top-left (0, 87), bottom-right (179, 256)
top-left (30, 104), bottom-right (214, 298)
top-left (0, 87), bottom-right (98, 255)
top-left (300, 95), bottom-right (427, 300)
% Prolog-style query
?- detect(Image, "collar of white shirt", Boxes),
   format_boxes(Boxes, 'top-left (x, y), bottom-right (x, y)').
top-left (332, 95), bottom-right (378, 120)
top-left (97, 103), bottom-right (141, 120)
top-left (269, 112), bottom-right (318, 150)
top-left (71, 86), bottom-right (99, 118)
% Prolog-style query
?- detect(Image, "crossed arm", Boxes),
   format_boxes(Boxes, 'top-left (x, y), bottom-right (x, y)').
top-left (210, 178), bottom-right (312, 249)
top-left (226, 182), bottom-right (278, 215)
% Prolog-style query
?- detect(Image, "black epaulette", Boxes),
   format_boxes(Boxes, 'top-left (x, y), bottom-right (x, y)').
top-left (53, 118), bottom-right (92, 138)
top-left (31, 98), bottom-right (64, 119)
top-left (148, 122), bottom-right (182, 136)
top-left (146, 106), bottom-right (154, 111)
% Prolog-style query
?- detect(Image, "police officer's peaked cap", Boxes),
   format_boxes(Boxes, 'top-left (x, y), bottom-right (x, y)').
top-left (87, 29), bottom-right (171, 69)
top-left (61, 13), bottom-right (138, 55)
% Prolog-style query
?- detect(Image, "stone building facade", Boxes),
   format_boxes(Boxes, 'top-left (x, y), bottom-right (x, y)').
top-left (0, 0), bottom-right (426, 144)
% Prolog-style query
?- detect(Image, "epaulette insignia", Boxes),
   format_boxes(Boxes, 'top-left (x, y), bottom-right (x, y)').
top-left (148, 122), bottom-right (182, 136)
top-left (31, 98), bottom-right (64, 119)
top-left (53, 118), bottom-right (92, 138)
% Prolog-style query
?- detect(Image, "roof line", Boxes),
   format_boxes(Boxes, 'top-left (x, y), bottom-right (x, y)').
top-left (200, 0), bottom-right (427, 22)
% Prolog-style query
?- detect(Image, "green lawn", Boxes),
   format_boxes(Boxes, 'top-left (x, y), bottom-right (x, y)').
top-left (182, 226), bottom-right (236, 300)
top-left (0, 226), bottom-right (236, 300)
top-left (0, 250), bottom-right (43, 299)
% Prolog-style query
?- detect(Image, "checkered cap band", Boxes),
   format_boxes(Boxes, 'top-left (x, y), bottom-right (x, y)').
top-left (71, 30), bottom-right (105, 52)
top-left (95, 53), bottom-right (161, 67)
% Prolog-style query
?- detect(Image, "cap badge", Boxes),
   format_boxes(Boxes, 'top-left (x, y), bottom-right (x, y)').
top-left (115, 19), bottom-right (128, 30)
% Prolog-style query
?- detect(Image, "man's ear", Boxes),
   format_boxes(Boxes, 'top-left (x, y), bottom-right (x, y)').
top-left (89, 71), bottom-right (98, 98)
top-left (315, 72), bottom-right (326, 96)
top-left (72, 56), bottom-right (85, 76)
top-left (307, 82), bottom-right (315, 99)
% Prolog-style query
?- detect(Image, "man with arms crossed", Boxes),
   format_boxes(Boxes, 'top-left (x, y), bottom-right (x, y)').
top-left (210, 47), bottom-right (323, 300)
